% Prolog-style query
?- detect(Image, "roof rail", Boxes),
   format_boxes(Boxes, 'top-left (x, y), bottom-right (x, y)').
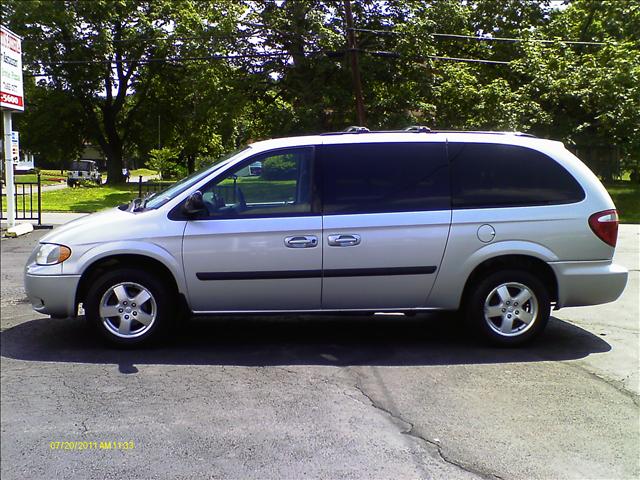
top-left (433, 130), bottom-right (537, 138)
top-left (319, 128), bottom-right (537, 138)
top-left (404, 125), bottom-right (431, 133)
top-left (321, 126), bottom-right (371, 136)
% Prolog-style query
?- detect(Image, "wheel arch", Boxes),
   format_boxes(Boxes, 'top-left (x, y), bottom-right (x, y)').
top-left (75, 254), bottom-right (188, 313)
top-left (460, 254), bottom-right (558, 311)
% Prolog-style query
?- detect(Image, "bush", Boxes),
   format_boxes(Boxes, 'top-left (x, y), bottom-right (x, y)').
top-left (261, 154), bottom-right (298, 180)
top-left (147, 147), bottom-right (179, 180)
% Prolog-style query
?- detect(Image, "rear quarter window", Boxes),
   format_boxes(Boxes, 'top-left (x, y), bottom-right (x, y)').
top-left (449, 143), bottom-right (585, 208)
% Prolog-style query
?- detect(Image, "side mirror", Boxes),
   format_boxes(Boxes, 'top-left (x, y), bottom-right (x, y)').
top-left (182, 191), bottom-right (206, 216)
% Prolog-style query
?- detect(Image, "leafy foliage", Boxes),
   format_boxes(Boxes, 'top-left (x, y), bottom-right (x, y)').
top-left (2, 0), bottom-right (638, 181)
top-left (261, 155), bottom-right (298, 181)
top-left (146, 148), bottom-right (179, 180)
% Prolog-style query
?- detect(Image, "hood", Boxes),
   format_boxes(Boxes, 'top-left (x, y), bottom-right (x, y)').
top-left (40, 207), bottom-right (143, 246)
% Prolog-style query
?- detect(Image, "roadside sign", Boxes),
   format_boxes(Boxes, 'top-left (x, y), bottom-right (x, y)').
top-left (1, 25), bottom-right (24, 111)
top-left (11, 130), bottom-right (19, 161)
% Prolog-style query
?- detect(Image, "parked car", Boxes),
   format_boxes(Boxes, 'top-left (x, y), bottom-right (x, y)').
top-left (67, 160), bottom-right (102, 186)
top-left (25, 129), bottom-right (628, 346)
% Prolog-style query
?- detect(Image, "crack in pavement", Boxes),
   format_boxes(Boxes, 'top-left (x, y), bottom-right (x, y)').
top-left (351, 384), bottom-right (503, 480)
top-left (275, 366), bottom-right (502, 478)
top-left (570, 362), bottom-right (640, 407)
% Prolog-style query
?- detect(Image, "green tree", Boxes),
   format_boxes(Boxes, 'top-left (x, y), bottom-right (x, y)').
top-left (146, 147), bottom-right (178, 180)
top-left (2, 0), bottom-right (238, 183)
top-left (13, 77), bottom-right (85, 169)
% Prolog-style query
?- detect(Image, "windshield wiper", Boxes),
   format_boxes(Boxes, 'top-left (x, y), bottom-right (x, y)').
top-left (127, 197), bottom-right (143, 212)
top-left (132, 192), bottom-right (156, 212)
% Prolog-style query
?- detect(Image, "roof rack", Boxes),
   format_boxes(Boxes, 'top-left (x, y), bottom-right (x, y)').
top-left (319, 128), bottom-right (537, 138)
top-left (320, 126), bottom-right (371, 136)
top-left (404, 125), bottom-right (431, 133)
top-left (343, 126), bottom-right (370, 133)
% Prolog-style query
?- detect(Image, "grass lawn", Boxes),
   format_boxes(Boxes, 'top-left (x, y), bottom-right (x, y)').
top-left (130, 168), bottom-right (158, 177)
top-left (15, 173), bottom-right (67, 186)
top-left (605, 182), bottom-right (640, 224)
top-left (41, 185), bottom-right (139, 212)
top-left (39, 169), bottom-right (67, 176)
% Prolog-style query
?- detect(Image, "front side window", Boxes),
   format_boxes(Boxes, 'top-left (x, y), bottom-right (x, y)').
top-left (449, 143), bottom-right (585, 208)
top-left (145, 147), bottom-right (251, 210)
top-left (320, 142), bottom-right (449, 214)
top-left (197, 147), bottom-right (314, 218)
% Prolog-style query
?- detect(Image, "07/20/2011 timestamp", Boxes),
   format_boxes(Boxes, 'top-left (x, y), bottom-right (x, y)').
top-left (49, 441), bottom-right (135, 450)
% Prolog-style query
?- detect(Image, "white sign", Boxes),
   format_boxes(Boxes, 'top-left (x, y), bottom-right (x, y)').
top-left (11, 130), bottom-right (19, 161)
top-left (1, 26), bottom-right (24, 111)
top-left (15, 152), bottom-right (34, 171)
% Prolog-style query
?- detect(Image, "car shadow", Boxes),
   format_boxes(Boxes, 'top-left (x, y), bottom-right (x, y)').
top-left (0, 313), bottom-right (610, 371)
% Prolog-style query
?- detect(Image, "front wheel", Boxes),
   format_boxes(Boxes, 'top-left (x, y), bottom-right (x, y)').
top-left (466, 269), bottom-right (550, 346)
top-left (84, 269), bottom-right (174, 346)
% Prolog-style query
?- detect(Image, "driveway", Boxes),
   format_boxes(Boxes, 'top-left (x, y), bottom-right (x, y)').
top-left (1, 226), bottom-right (638, 479)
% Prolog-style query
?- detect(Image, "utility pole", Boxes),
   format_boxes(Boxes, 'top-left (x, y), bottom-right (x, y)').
top-left (343, 0), bottom-right (366, 126)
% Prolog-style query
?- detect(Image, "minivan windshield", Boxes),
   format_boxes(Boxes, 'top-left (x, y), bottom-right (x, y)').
top-left (144, 147), bottom-right (251, 209)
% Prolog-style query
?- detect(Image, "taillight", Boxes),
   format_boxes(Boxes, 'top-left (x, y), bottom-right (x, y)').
top-left (589, 209), bottom-right (619, 247)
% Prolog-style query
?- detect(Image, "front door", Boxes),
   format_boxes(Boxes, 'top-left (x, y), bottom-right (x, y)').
top-left (319, 141), bottom-right (451, 309)
top-left (182, 147), bottom-right (321, 312)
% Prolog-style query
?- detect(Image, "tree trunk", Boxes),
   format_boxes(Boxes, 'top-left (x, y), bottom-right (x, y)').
top-left (104, 148), bottom-right (124, 185)
top-left (102, 108), bottom-right (125, 185)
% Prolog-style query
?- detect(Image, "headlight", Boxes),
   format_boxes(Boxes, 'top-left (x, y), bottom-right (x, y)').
top-left (36, 243), bottom-right (72, 265)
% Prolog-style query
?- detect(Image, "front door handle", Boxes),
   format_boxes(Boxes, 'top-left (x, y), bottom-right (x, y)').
top-left (284, 235), bottom-right (318, 248)
top-left (327, 234), bottom-right (361, 247)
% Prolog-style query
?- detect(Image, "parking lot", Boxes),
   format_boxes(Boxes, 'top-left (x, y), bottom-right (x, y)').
top-left (1, 226), bottom-right (638, 479)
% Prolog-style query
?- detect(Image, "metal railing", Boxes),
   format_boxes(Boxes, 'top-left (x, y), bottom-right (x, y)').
top-left (134, 176), bottom-right (236, 203)
top-left (0, 173), bottom-right (42, 225)
top-left (137, 176), bottom-right (174, 198)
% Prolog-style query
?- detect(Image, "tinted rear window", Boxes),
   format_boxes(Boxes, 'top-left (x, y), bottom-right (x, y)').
top-left (449, 143), bottom-right (584, 208)
top-left (320, 142), bottom-right (449, 214)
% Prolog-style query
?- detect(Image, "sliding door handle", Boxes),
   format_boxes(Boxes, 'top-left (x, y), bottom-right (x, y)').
top-left (284, 235), bottom-right (318, 248)
top-left (327, 234), bottom-right (361, 247)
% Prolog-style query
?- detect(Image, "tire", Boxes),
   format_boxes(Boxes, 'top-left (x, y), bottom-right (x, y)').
top-left (466, 269), bottom-right (550, 346)
top-left (67, 180), bottom-right (75, 187)
top-left (84, 268), bottom-right (175, 347)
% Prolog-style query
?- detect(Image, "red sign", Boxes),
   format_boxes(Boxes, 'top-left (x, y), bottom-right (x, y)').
top-left (1, 26), bottom-right (24, 111)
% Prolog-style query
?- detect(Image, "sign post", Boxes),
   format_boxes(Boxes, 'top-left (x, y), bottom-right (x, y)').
top-left (1, 25), bottom-right (24, 228)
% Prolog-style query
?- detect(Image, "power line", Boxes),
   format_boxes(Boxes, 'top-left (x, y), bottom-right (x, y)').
top-left (28, 51), bottom-right (299, 66)
top-left (21, 31), bottom-right (261, 44)
top-left (349, 27), bottom-right (611, 46)
top-left (24, 49), bottom-right (513, 74)
top-left (423, 55), bottom-right (510, 65)
top-left (18, 26), bottom-right (613, 48)
top-left (431, 32), bottom-right (609, 46)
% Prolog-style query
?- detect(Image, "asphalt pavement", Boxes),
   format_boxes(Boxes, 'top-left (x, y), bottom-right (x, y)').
top-left (1, 226), bottom-right (638, 480)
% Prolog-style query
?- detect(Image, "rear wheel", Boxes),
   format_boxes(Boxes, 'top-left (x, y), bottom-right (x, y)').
top-left (467, 269), bottom-right (550, 346)
top-left (85, 268), bottom-right (174, 346)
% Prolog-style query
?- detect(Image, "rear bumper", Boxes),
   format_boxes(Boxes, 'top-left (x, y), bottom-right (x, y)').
top-left (550, 260), bottom-right (628, 308)
top-left (24, 273), bottom-right (80, 318)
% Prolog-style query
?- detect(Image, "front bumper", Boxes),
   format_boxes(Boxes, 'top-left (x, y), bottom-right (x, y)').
top-left (24, 273), bottom-right (81, 318)
top-left (550, 260), bottom-right (628, 308)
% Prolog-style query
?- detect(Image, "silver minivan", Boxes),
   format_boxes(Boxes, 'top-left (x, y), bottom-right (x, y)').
top-left (24, 130), bottom-right (628, 346)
